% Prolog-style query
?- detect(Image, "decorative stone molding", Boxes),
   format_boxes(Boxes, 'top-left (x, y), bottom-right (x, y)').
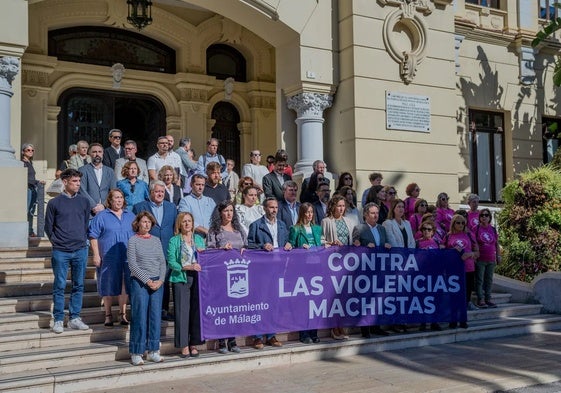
top-left (286, 92), bottom-right (333, 118)
top-left (224, 77), bottom-right (234, 101)
top-left (518, 46), bottom-right (536, 85)
top-left (178, 88), bottom-right (209, 102)
top-left (380, 0), bottom-right (431, 84)
top-left (111, 63), bottom-right (125, 89)
top-left (0, 57), bottom-right (19, 91)
top-left (454, 34), bottom-right (465, 75)
top-left (249, 95), bottom-right (276, 109)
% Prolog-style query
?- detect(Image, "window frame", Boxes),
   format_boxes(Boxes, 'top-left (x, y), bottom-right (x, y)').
top-left (468, 109), bottom-right (506, 203)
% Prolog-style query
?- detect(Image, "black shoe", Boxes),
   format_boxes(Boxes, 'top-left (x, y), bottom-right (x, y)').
top-left (419, 323), bottom-right (427, 331)
top-left (361, 332), bottom-right (373, 339)
top-left (459, 322), bottom-right (468, 329)
top-left (312, 337), bottom-right (320, 343)
top-left (430, 323), bottom-right (442, 331)
top-left (449, 322), bottom-right (458, 329)
top-left (372, 327), bottom-right (389, 336)
top-left (300, 337), bottom-right (313, 344)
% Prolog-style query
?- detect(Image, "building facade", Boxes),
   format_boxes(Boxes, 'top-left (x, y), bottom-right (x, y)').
top-left (0, 0), bottom-right (559, 247)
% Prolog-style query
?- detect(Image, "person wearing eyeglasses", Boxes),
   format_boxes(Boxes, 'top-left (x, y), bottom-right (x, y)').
top-left (21, 143), bottom-right (45, 237)
top-left (117, 161), bottom-right (149, 211)
top-left (474, 208), bottom-right (499, 309)
top-left (115, 140), bottom-right (149, 183)
top-left (444, 214), bottom-right (480, 327)
top-left (335, 172), bottom-right (356, 206)
top-left (102, 129), bottom-right (125, 169)
top-left (403, 183), bottom-right (421, 220)
top-left (466, 193), bottom-right (480, 233)
top-left (382, 185), bottom-right (397, 213)
top-left (435, 192), bottom-right (455, 233)
top-left (235, 176), bottom-right (257, 205)
top-left (242, 150), bottom-right (269, 192)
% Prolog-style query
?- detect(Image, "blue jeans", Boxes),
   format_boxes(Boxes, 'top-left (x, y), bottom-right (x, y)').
top-left (51, 248), bottom-right (88, 322)
top-left (129, 277), bottom-right (163, 355)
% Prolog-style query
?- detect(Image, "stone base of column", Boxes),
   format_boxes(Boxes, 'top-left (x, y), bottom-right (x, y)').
top-left (0, 166), bottom-right (28, 248)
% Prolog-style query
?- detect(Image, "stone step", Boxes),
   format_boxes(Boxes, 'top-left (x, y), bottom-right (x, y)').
top-left (0, 279), bottom-right (97, 297)
top-left (2, 314), bottom-right (560, 393)
top-left (0, 342), bottom-right (119, 375)
top-left (471, 292), bottom-right (511, 305)
top-left (0, 311), bottom-right (52, 332)
top-left (0, 256), bottom-right (51, 269)
top-left (0, 266), bottom-right (96, 283)
top-left (0, 292), bottom-right (102, 314)
top-left (467, 303), bottom-right (542, 321)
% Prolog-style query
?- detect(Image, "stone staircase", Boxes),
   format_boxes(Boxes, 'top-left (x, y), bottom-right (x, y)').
top-left (1, 240), bottom-right (560, 393)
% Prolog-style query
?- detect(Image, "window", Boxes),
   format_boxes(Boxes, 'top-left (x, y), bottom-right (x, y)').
top-left (540, 0), bottom-right (560, 20)
top-left (48, 27), bottom-right (176, 74)
top-left (542, 117), bottom-right (561, 164)
top-left (466, 0), bottom-right (500, 8)
top-left (207, 44), bottom-right (247, 82)
top-left (469, 110), bottom-right (505, 203)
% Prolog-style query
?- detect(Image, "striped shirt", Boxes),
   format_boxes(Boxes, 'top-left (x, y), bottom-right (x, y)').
top-left (127, 235), bottom-right (167, 284)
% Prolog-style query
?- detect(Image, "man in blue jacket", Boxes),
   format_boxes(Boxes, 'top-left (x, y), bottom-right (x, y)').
top-left (247, 197), bottom-right (292, 349)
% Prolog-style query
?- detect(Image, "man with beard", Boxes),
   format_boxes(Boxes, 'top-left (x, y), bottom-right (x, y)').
top-left (114, 140), bottom-right (149, 182)
top-left (312, 181), bottom-right (331, 225)
top-left (203, 161), bottom-right (230, 204)
top-left (78, 143), bottom-right (117, 215)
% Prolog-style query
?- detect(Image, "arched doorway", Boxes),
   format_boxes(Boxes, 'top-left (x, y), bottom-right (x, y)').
top-left (211, 102), bottom-right (241, 169)
top-left (57, 88), bottom-right (166, 163)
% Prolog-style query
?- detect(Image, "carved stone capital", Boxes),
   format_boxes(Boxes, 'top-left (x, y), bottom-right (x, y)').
top-left (286, 92), bottom-right (333, 118)
top-left (0, 57), bottom-right (19, 91)
top-left (378, 0), bottom-right (435, 16)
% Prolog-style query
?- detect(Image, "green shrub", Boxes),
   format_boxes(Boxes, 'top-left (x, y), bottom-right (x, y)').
top-left (496, 165), bottom-right (561, 282)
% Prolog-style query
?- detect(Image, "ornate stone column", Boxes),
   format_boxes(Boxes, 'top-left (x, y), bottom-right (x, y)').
top-left (0, 56), bottom-right (27, 248)
top-left (286, 92), bottom-right (332, 176)
top-left (0, 57), bottom-right (20, 166)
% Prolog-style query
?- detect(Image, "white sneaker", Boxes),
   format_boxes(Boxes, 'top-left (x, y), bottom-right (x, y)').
top-left (131, 354), bottom-right (144, 366)
top-left (68, 317), bottom-right (89, 330)
top-left (467, 302), bottom-right (479, 311)
top-left (146, 351), bottom-right (164, 363)
top-left (52, 320), bottom-right (64, 334)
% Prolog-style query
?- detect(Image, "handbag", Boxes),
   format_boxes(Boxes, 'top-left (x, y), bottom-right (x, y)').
top-left (46, 178), bottom-right (64, 197)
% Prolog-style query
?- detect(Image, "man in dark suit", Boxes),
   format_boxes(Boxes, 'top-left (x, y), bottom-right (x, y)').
top-left (102, 129), bottom-right (125, 169)
top-left (133, 180), bottom-right (178, 320)
top-left (278, 181), bottom-right (300, 230)
top-left (78, 143), bottom-right (117, 215)
top-left (352, 202), bottom-right (392, 338)
top-left (262, 156), bottom-right (291, 201)
top-left (247, 197), bottom-right (292, 349)
top-left (300, 160), bottom-right (329, 203)
top-left (312, 181), bottom-right (331, 225)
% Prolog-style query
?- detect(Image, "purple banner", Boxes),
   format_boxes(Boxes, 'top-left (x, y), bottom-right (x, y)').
top-left (198, 246), bottom-right (467, 339)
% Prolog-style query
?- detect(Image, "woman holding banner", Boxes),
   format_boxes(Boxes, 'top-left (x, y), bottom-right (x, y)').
top-left (321, 195), bottom-right (354, 340)
top-left (167, 212), bottom-right (206, 358)
top-left (207, 200), bottom-right (247, 354)
top-left (289, 202), bottom-right (326, 344)
top-left (444, 214), bottom-right (479, 328)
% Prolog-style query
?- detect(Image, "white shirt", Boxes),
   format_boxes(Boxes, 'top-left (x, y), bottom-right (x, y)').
top-left (265, 217), bottom-right (279, 248)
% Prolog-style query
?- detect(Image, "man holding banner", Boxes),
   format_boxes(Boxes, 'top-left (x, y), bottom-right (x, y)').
top-left (247, 197), bottom-right (292, 349)
top-left (352, 202), bottom-right (392, 338)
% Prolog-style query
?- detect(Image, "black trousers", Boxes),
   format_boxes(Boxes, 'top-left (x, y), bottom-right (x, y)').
top-left (172, 273), bottom-right (203, 348)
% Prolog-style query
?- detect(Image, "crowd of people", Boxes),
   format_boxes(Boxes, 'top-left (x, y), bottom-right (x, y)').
top-left (40, 129), bottom-right (500, 366)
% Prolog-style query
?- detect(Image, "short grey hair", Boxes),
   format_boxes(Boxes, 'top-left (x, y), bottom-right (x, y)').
top-left (150, 180), bottom-right (166, 192)
top-left (282, 180), bottom-right (298, 191)
top-left (179, 137), bottom-right (191, 147)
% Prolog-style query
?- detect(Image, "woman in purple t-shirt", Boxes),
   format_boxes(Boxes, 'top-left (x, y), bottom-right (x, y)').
top-left (435, 192), bottom-right (454, 234)
top-left (403, 183), bottom-right (421, 220)
top-left (474, 208), bottom-right (500, 309)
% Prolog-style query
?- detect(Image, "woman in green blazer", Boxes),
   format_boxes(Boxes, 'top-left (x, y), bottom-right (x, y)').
top-left (288, 202), bottom-right (324, 249)
top-left (167, 212), bottom-right (206, 358)
top-left (288, 202), bottom-right (326, 344)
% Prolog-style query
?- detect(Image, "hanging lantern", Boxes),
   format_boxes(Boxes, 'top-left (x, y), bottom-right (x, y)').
top-left (127, 0), bottom-right (153, 31)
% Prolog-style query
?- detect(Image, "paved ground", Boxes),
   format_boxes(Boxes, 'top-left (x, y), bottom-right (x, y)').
top-left (104, 331), bottom-right (561, 393)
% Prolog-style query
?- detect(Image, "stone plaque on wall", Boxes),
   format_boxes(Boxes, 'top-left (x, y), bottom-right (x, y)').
top-left (386, 91), bottom-right (431, 132)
